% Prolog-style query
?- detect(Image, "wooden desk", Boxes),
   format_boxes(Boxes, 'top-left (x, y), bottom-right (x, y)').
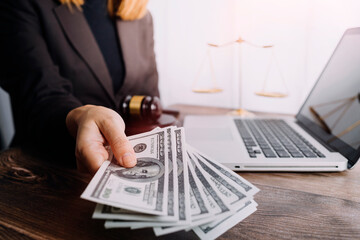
top-left (1, 104), bottom-right (359, 239)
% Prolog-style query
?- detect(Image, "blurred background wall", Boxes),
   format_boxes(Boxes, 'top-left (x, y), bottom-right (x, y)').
top-left (148, 0), bottom-right (360, 114)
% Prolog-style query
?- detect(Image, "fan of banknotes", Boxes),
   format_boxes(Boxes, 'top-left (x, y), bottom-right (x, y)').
top-left (81, 127), bottom-right (259, 239)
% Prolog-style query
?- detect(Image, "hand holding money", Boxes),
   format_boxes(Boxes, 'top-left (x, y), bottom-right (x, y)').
top-left (66, 105), bottom-right (137, 174)
top-left (81, 127), bottom-right (260, 239)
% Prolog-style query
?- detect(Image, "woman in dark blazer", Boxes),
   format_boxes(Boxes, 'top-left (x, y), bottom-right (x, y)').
top-left (0, 0), bottom-right (158, 173)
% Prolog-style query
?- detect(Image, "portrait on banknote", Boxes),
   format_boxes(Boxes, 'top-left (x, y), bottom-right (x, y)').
top-left (112, 158), bottom-right (165, 182)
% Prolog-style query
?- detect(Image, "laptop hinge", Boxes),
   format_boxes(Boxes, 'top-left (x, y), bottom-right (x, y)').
top-left (295, 120), bottom-right (335, 152)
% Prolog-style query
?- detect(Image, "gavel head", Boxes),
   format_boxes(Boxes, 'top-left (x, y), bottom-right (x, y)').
top-left (120, 95), bottom-right (162, 122)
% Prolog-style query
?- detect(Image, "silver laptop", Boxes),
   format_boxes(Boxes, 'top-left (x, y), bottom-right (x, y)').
top-left (184, 27), bottom-right (360, 172)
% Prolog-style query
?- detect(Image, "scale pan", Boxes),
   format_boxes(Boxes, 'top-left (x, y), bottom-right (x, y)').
top-left (255, 91), bottom-right (288, 98)
top-left (192, 88), bottom-right (223, 93)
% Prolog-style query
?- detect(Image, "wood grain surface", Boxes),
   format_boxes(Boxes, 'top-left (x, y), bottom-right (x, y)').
top-left (0, 104), bottom-right (359, 240)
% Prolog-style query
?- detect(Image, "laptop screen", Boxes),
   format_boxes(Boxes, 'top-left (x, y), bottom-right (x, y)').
top-left (296, 28), bottom-right (360, 169)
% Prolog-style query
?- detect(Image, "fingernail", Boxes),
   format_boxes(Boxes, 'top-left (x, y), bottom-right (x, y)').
top-left (122, 152), bottom-right (137, 167)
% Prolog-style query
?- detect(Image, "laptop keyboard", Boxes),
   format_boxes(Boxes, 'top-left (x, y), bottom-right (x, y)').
top-left (234, 119), bottom-right (325, 158)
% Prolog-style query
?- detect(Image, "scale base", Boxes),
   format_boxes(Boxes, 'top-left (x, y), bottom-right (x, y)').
top-left (227, 108), bottom-right (255, 117)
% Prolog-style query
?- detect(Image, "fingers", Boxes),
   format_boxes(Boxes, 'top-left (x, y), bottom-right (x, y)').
top-left (75, 122), bottom-right (109, 175)
top-left (97, 115), bottom-right (137, 168)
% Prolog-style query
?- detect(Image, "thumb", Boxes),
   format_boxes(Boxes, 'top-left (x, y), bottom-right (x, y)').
top-left (75, 123), bottom-right (110, 174)
top-left (97, 117), bottom-right (137, 168)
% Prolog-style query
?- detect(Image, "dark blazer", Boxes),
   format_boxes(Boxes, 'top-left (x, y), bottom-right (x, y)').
top-left (0, 0), bottom-right (159, 165)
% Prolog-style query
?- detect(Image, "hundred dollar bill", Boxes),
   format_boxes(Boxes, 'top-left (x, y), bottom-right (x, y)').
top-left (181, 158), bottom-right (241, 230)
top-left (172, 128), bottom-right (191, 223)
top-left (150, 178), bottom-right (231, 235)
top-left (193, 200), bottom-right (258, 240)
top-left (93, 127), bottom-right (179, 222)
top-left (121, 161), bottom-right (217, 231)
top-left (81, 129), bottom-right (169, 216)
top-left (187, 144), bottom-right (259, 196)
top-left (187, 150), bottom-right (250, 209)
top-left (103, 219), bottom-right (183, 229)
top-left (106, 166), bottom-right (199, 229)
top-left (153, 147), bottom-right (255, 235)
top-left (104, 220), bottom-right (172, 229)
top-left (165, 127), bottom-right (179, 220)
top-left (152, 149), bottom-right (238, 236)
top-left (105, 204), bottom-right (257, 237)
top-left (187, 164), bottom-right (214, 221)
top-left (187, 153), bottom-right (233, 213)
top-left (111, 154), bottom-right (236, 231)
top-left (152, 128), bottom-right (191, 236)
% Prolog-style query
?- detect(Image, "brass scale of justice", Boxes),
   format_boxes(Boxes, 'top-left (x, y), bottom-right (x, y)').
top-left (192, 36), bottom-right (289, 98)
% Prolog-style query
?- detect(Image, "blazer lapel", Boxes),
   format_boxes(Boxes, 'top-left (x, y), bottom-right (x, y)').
top-left (54, 5), bottom-right (116, 104)
top-left (115, 18), bottom-right (139, 100)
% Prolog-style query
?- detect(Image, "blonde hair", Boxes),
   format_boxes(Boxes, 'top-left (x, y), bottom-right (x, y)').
top-left (59, 0), bottom-right (149, 21)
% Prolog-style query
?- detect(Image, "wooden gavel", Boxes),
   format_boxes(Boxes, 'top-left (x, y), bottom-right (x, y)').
top-left (119, 95), bottom-right (162, 122)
